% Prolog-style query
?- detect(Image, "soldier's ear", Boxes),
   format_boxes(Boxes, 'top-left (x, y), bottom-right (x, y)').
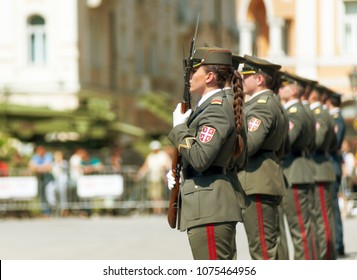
top-left (205, 71), bottom-right (215, 84)
top-left (255, 73), bottom-right (265, 86)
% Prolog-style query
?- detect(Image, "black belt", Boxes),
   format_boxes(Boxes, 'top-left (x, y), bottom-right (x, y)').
top-left (183, 166), bottom-right (226, 179)
top-left (313, 151), bottom-right (328, 157)
top-left (291, 150), bottom-right (306, 157)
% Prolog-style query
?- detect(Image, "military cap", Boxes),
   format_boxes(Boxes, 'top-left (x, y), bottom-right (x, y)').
top-left (240, 54), bottom-right (281, 77)
top-left (312, 83), bottom-right (327, 95)
top-left (278, 71), bottom-right (297, 87)
top-left (232, 53), bottom-right (245, 70)
top-left (288, 73), bottom-right (317, 88)
top-left (325, 87), bottom-right (342, 105)
top-left (203, 43), bottom-right (242, 69)
top-left (330, 91), bottom-right (342, 102)
top-left (192, 47), bottom-right (232, 68)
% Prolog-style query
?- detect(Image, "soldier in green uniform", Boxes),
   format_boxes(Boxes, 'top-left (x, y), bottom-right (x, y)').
top-left (308, 84), bottom-right (337, 259)
top-left (237, 55), bottom-right (288, 260)
top-left (297, 76), bottom-right (319, 259)
top-left (278, 72), bottom-right (316, 259)
top-left (325, 90), bottom-right (347, 256)
top-left (167, 47), bottom-right (245, 260)
top-left (272, 71), bottom-right (290, 260)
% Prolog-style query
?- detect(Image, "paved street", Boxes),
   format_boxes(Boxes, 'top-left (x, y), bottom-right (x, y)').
top-left (1, 214), bottom-right (356, 260)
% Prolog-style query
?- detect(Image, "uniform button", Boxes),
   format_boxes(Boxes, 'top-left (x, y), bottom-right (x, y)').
top-left (195, 185), bottom-right (198, 189)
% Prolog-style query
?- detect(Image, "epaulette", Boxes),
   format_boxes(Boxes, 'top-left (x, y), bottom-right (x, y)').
top-left (289, 107), bottom-right (298, 113)
top-left (257, 95), bottom-right (268, 104)
top-left (211, 96), bottom-right (223, 105)
top-left (314, 108), bottom-right (321, 115)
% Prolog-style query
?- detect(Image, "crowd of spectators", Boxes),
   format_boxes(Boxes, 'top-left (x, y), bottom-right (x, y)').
top-left (0, 141), bottom-right (174, 218)
top-left (1, 138), bottom-right (356, 218)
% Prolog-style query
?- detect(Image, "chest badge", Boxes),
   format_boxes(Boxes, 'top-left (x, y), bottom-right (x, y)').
top-left (289, 121), bottom-right (295, 130)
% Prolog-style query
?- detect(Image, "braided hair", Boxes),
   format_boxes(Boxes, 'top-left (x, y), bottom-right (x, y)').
top-left (202, 65), bottom-right (245, 159)
top-left (232, 70), bottom-right (245, 159)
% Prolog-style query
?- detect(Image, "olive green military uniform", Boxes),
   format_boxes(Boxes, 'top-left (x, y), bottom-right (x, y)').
top-left (168, 48), bottom-right (242, 260)
top-left (310, 100), bottom-right (337, 259)
top-left (223, 87), bottom-right (234, 104)
top-left (223, 86), bottom-right (248, 212)
top-left (281, 99), bottom-right (316, 260)
top-left (301, 99), bottom-right (319, 259)
top-left (238, 89), bottom-right (288, 260)
top-left (272, 92), bottom-right (290, 260)
top-left (169, 90), bottom-right (241, 259)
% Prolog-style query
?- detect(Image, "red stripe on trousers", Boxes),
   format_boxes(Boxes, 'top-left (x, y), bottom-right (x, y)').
top-left (292, 185), bottom-right (309, 259)
top-left (255, 194), bottom-right (269, 260)
top-left (206, 224), bottom-right (217, 260)
top-left (309, 187), bottom-right (317, 260)
top-left (318, 183), bottom-right (331, 259)
top-left (310, 230), bottom-right (317, 260)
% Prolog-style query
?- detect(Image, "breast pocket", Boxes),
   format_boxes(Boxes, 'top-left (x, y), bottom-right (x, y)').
top-left (181, 177), bottom-right (215, 221)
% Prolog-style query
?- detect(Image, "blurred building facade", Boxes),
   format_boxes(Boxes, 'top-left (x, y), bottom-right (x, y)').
top-left (0, 0), bottom-right (238, 146)
top-left (236, 0), bottom-right (357, 97)
top-left (235, 0), bottom-right (357, 139)
top-left (0, 0), bottom-right (356, 145)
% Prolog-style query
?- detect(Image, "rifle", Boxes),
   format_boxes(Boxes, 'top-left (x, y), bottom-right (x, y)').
top-left (167, 14), bottom-right (199, 229)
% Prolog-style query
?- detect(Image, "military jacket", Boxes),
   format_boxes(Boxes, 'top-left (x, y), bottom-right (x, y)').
top-left (327, 109), bottom-right (345, 178)
top-left (168, 90), bottom-right (242, 231)
top-left (301, 101), bottom-right (316, 183)
top-left (310, 103), bottom-right (336, 182)
top-left (238, 90), bottom-right (288, 196)
top-left (223, 87), bottom-right (248, 208)
top-left (302, 101), bottom-right (317, 153)
top-left (223, 87), bottom-right (248, 172)
top-left (282, 100), bottom-right (313, 185)
top-left (223, 87), bottom-right (234, 104)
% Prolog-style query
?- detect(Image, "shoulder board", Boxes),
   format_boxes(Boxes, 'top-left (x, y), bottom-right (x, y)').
top-left (257, 96), bottom-right (268, 104)
top-left (289, 107), bottom-right (298, 113)
top-left (333, 113), bottom-right (339, 119)
top-left (314, 108), bottom-right (321, 115)
top-left (211, 96), bottom-right (223, 105)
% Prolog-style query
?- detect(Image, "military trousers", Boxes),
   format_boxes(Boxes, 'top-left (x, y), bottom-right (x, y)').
top-left (187, 221), bottom-right (237, 260)
top-left (276, 204), bottom-right (290, 259)
top-left (332, 177), bottom-right (345, 255)
top-left (282, 184), bottom-right (315, 260)
top-left (314, 182), bottom-right (337, 259)
top-left (242, 194), bottom-right (281, 260)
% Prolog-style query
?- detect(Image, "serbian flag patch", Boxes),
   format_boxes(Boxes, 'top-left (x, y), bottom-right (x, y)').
top-left (289, 121), bottom-right (295, 130)
top-left (334, 124), bottom-right (339, 134)
top-left (199, 126), bottom-right (216, 143)
top-left (248, 117), bottom-right (261, 132)
top-left (316, 121), bottom-right (320, 130)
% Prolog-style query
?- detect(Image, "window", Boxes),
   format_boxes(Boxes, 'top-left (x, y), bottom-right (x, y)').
top-left (342, 1), bottom-right (357, 54)
top-left (27, 15), bottom-right (46, 65)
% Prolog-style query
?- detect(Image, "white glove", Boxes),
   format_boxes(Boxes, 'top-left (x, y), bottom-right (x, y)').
top-left (173, 103), bottom-right (192, 127)
top-left (167, 170), bottom-right (182, 190)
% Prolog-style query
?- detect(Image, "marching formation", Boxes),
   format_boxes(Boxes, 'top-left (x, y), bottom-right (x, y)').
top-left (166, 44), bottom-right (346, 260)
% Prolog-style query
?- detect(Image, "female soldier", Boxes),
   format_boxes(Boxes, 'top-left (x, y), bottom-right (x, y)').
top-left (167, 46), bottom-right (245, 260)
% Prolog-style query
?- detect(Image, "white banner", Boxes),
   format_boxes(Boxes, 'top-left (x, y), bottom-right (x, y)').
top-left (0, 176), bottom-right (38, 199)
top-left (77, 174), bottom-right (124, 198)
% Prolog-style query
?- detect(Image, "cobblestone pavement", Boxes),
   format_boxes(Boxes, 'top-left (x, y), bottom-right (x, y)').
top-left (0, 214), bottom-right (356, 260)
